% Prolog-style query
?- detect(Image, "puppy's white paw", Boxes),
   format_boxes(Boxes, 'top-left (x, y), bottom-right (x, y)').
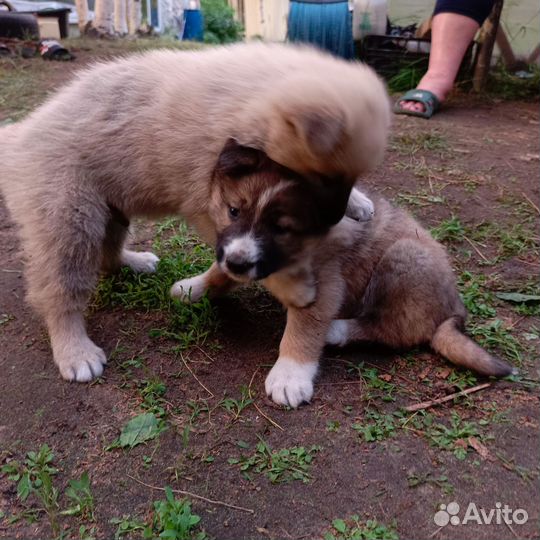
top-left (121, 250), bottom-right (160, 273)
top-left (346, 188), bottom-right (374, 222)
top-left (170, 275), bottom-right (207, 303)
top-left (326, 319), bottom-right (351, 346)
top-left (54, 338), bottom-right (107, 382)
top-left (265, 357), bottom-right (318, 408)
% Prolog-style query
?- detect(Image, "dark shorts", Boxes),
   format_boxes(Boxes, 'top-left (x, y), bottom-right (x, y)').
top-left (433, 0), bottom-right (496, 26)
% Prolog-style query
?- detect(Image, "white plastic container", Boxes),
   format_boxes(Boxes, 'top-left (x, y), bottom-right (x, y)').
top-left (352, 0), bottom-right (388, 40)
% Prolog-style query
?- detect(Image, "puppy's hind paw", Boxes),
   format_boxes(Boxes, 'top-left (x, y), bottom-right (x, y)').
top-left (54, 338), bottom-right (107, 382)
top-left (346, 188), bottom-right (374, 222)
top-left (264, 357), bottom-right (318, 408)
top-left (121, 250), bottom-right (160, 273)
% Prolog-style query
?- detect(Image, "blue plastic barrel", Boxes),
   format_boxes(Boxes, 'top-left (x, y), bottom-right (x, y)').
top-left (183, 9), bottom-right (204, 41)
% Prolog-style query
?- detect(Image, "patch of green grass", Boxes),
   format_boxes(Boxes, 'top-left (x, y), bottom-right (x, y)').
top-left (394, 189), bottom-right (446, 207)
top-left (469, 318), bottom-right (523, 365)
top-left (228, 438), bottom-right (321, 484)
top-left (138, 377), bottom-right (168, 418)
top-left (391, 130), bottom-right (449, 156)
top-left (446, 370), bottom-right (478, 392)
top-left (93, 220), bottom-right (216, 350)
top-left (427, 412), bottom-right (486, 460)
top-left (324, 515), bottom-right (399, 540)
top-left (346, 362), bottom-right (396, 402)
top-left (465, 221), bottom-right (539, 264)
top-left (387, 59), bottom-right (426, 93)
top-left (430, 216), bottom-right (465, 243)
top-left (352, 410), bottom-right (397, 442)
top-left (111, 487), bottom-right (206, 540)
top-left (486, 64), bottom-right (540, 101)
top-left (458, 271), bottom-right (497, 320)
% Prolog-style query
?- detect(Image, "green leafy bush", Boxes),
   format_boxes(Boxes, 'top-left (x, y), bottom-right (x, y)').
top-left (201, 0), bottom-right (243, 44)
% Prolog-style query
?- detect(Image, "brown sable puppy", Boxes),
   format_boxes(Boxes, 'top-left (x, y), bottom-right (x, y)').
top-left (0, 42), bottom-right (390, 382)
top-left (172, 141), bottom-right (515, 408)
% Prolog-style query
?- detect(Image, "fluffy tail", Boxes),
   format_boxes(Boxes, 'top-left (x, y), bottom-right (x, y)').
top-left (431, 317), bottom-right (516, 377)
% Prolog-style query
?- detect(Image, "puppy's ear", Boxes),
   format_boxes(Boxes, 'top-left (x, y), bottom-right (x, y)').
top-left (215, 138), bottom-right (264, 178)
top-left (289, 109), bottom-right (345, 157)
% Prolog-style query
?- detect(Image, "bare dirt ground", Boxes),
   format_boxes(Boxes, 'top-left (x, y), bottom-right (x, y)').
top-left (0, 40), bottom-right (539, 540)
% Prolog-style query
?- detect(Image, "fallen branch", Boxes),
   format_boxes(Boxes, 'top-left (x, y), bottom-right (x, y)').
top-left (404, 382), bottom-right (492, 412)
top-left (463, 235), bottom-right (490, 262)
top-left (127, 474), bottom-right (254, 514)
top-left (179, 352), bottom-right (214, 398)
top-left (248, 368), bottom-right (284, 431)
top-left (522, 191), bottom-right (540, 216)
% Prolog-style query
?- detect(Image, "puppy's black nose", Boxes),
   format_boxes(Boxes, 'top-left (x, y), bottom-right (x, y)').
top-left (226, 258), bottom-right (255, 275)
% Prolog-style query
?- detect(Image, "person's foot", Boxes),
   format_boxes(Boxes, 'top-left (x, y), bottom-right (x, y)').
top-left (397, 73), bottom-right (452, 114)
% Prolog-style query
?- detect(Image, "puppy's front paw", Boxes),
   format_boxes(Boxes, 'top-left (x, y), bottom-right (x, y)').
top-left (121, 250), bottom-right (160, 273)
top-left (54, 337), bottom-right (107, 382)
top-left (346, 188), bottom-right (374, 222)
top-left (264, 357), bottom-right (318, 408)
top-left (170, 275), bottom-right (207, 303)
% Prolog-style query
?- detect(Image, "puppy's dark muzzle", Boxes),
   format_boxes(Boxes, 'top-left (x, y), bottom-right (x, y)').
top-left (225, 256), bottom-right (255, 276)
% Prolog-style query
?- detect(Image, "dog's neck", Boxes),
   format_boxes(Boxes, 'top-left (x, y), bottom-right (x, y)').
top-left (261, 254), bottom-right (317, 309)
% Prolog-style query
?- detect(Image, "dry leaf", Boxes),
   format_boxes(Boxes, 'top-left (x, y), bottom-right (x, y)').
top-left (418, 367), bottom-right (431, 380)
top-left (436, 367), bottom-right (451, 379)
top-left (468, 436), bottom-right (491, 460)
top-left (379, 374), bottom-right (392, 382)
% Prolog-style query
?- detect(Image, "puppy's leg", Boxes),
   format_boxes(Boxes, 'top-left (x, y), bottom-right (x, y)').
top-left (346, 187), bottom-right (374, 221)
top-left (265, 268), bottom-right (345, 407)
top-left (101, 208), bottom-right (159, 274)
top-left (22, 196), bottom-right (110, 382)
top-left (326, 319), bottom-right (374, 346)
top-left (171, 262), bottom-right (238, 303)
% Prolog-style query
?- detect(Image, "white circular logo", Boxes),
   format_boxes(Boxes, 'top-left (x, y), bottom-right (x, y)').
top-left (434, 502), bottom-right (460, 527)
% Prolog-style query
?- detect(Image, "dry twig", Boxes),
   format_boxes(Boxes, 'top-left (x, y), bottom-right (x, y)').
top-left (127, 474), bottom-right (254, 513)
top-left (404, 382), bottom-right (492, 412)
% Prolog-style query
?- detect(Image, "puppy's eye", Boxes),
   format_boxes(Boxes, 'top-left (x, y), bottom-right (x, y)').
top-left (229, 207), bottom-right (240, 219)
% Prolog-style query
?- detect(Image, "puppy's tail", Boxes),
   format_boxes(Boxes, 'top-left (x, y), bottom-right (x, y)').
top-left (431, 317), bottom-right (516, 377)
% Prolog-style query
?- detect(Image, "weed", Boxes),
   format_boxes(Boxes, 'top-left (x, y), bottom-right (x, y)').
top-left (324, 515), bottom-right (399, 540)
top-left (407, 472), bottom-right (454, 495)
top-left (61, 472), bottom-right (95, 521)
top-left (326, 420), bottom-right (341, 432)
top-left (1, 446), bottom-right (96, 538)
top-left (1, 445), bottom-right (61, 536)
top-left (427, 412), bottom-right (485, 460)
top-left (138, 378), bottom-right (168, 418)
top-left (228, 438), bottom-right (321, 484)
top-left (348, 363), bottom-right (396, 402)
top-left (111, 487), bottom-right (206, 540)
top-left (110, 515), bottom-right (146, 539)
top-left (446, 370), bottom-right (478, 392)
top-left (352, 410), bottom-right (397, 442)
top-left (430, 216), bottom-right (465, 243)
top-left (220, 385), bottom-right (253, 421)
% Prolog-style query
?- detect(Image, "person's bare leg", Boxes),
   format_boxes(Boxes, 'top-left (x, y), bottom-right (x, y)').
top-left (400, 13), bottom-right (479, 113)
